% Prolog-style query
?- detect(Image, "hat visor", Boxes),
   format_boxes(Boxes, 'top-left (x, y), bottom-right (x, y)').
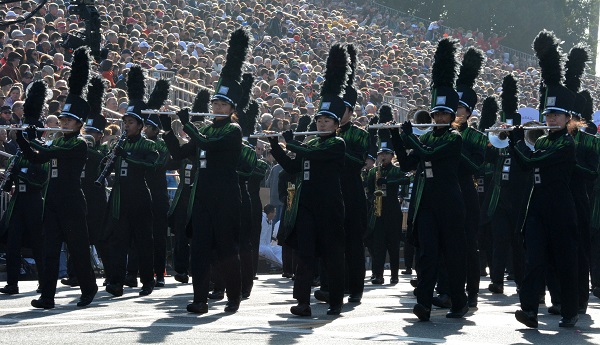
top-left (315, 111), bottom-right (340, 122)
top-left (123, 112), bottom-right (144, 122)
top-left (58, 112), bottom-right (84, 123)
top-left (84, 126), bottom-right (102, 133)
top-left (377, 148), bottom-right (394, 154)
top-left (542, 107), bottom-right (570, 116)
top-left (210, 94), bottom-right (236, 107)
top-left (430, 106), bottom-right (456, 116)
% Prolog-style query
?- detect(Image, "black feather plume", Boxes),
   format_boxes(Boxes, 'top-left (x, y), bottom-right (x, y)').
top-left (478, 96), bottom-right (498, 131)
top-left (87, 76), bottom-right (105, 116)
top-left (431, 38), bottom-right (459, 89)
top-left (221, 28), bottom-right (252, 83)
top-left (192, 88), bottom-right (211, 113)
top-left (237, 73), bottom-right (254, 113)
top-left (533, 30), bottom-right (564, 86)
top-left (456, 47), bottom-right (484, 88)
top-left (378, 105), bottom-right (393, 123)
top-left (321, 43), bottom-right (350, 97)
top-left (297, 115), bottom-right (312, 132)
top-left (147, 79), bottom-right (170, 110)
top-left (564, 44), bottom-right (589, 93)
top-left (23, 80), bottom-right (47, 123)
top-left (68, 47), bottom-right (91, 97)
top-left (538, 82), bottom-right (546, 113)
top-left (346, 44), bottom-right (358, 88)
top-left (239, 100), bottom-right (258, 136)
top-left (501, 74), bottom-right (519, 116)
top-left (127, 65), bottom-right (146, 101)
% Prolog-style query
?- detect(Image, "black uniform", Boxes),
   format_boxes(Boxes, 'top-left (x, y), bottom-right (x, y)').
top-left (513, 128), bottom-right (579, 320)
top-left (338, 122), bottom-right (369, 296)
top-left (270, 134), bottom-right (346, 308)
top-left (177, 118), bottom-right (243, 305)
top-left (168, 156), bottom-right (195, 276)
top-left (0, 153), bottom-right (47, 290)
top-left (105, 134), bottom-right (159, 290)
top-left (249, 158), bottom-right (269, 276)
top-left (17, 132), bottom-right (98, 303)
top-left (238, 142), bottom-right (258, 296)
top-left (366, 163), bottom-right (409, 281)
top-left (393, 127), bottom-right (468, 312)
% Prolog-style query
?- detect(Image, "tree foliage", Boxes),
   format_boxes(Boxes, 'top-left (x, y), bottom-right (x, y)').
top-left (378, 0), bottom-right (598, 67)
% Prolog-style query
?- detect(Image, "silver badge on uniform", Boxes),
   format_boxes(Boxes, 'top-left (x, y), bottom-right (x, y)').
top-left (304, 171), bottom-right (310, 180)
top-left (185, 178), bottom-right (191, 184)
top-left (200, 150), bottom-right (206, 159)
top-left (19, 184), bottom-right (26, 192)
top-left (546, 97), bottom-right (556, 107)
top-left (304, 160), bottom-right (310, 169)
top-left (51, 169), bottom-right (58, 178)
top-left (436, 96), bottom-right (446, 105)
top-left (51, 159), bottom-right (57, 168)
top-left (120, 169), bottom-right (127, 177)
top-left (200, 160), bottom-right (207, 169)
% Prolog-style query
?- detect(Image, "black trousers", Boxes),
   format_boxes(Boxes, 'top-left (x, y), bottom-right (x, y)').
top-left (107, 203), bottom-right (154, 286)
top-left (190, 199), bottom-right (241, 304)
top-left (371, 215), bottom-right (402, 278)
top-left (344, 198), bottom-right (367, 295)
top-left (519, 211), bottom-right (578, 318)
top-left (239, 190), bottom-right (254, 295)
top-left (282, 244), bottom-right (295, 275)
top-left (40, 194), bottom-right (96, 300)
top-left (415, 206), bottom-right (467, 310)
top-left (292, 205), bottom-right (345, 306)
top-left (4, 192), bottom-right (44, 287)
top-left (250, 195), bottom-right (262, 276)
top-left (490, 205), bottom-right (525, 287)
top-left (172, 201), bottom-right (190, 275)
top-left (151, 197), bottom-right (169, 279)
top-left (460, 179), bottom-right (480, 295)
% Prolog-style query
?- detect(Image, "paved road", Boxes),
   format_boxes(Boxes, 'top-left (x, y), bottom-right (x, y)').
top-left (0, 273), bottom-right (599, 344)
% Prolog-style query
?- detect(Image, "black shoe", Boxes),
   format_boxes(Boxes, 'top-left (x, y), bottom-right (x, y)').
top-left (413, 303), bottom-right (431, 321)
top-left (390, 277), bottom-right (399, 285)
top-left (187, 302), bottom-right (208, 314)
top-left (139, 282), bottom-right (155, 296)
top-left (446, 304), bottom-right (469, 318)
top-left (548, 304), bottom-right (561, 315)
top-left (311, 277), bottom-right (320, 287)
top-left (242, 291), bottom-right (251, 299)
top-left (468, 293), bottom-right (478, 308)
top-left (154, 279), bottom-right (165, 288)
top-left (282, 273), bottom-right (293, 278)
top-left (224, 299), bottom-right (240, 313)
top-left (371, 277), bottom-right (384, 285)
top-left (124, 275), bottom-right (138, 288)
top-left (559, 315), bottom-right (578, 328)
top-left (538, 294), bottom-right (546, 304)
top-left (410, 278), bottom-right (418, 288)
top-left (314, 290), bottom-right (330, 303)
top-left (290, 303), bottom-right (311, 316)
top-left (77, 286), bottom-right (98, 307)
top-left (208, 290), bottom-right (224, 300)
top-left (254, 276), bottom-right (259, 280)
top-left (401, 268), bottom-right (412, 275)
top-left (0, 284), bottom-right (19, 295)
top-left (488, 282), bottom-right (504, 294)
top-left (480, 269), bottom-right (488, 277)
top-left (594, 287), bottom-right (600, 299)
top-left (327, 304), bottom-right (342, 315)
top-left (102, 279), bottom-right (109, 287)
top-left (36, 286), bottom-right (42, 293)
top-left (515, 309), bottom-right (538, 328)
top-left (506, 273), bottom-right (515, 281)
top-left (432, 294), bottom-right (452, 309)
top-left (60, 277), bottom-right (79, 287)
top-left (174, 273), bottom-right (189, 284)
top-left (31, 298), bottom-right (55, 309)
top-left (348, 293), bottom-right (362, 303)
top-left (106, 283), bottom-right (124, 297)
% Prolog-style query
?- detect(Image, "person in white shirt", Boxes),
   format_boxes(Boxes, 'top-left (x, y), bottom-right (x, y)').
top-left (259, 204), bottom-right (282, 267)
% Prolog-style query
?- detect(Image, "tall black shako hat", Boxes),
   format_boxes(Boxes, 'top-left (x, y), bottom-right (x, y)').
top-left (60, 47), bottom-right (91, 123)
top-left (533, 30), bottom-right (575, 116)
top-left (479, 96), bottom-right (498, 132)
top-left (564, 44), bottom-right (590, 118)
top-left (377, 105), bottom-right (393, 154)
top-left (145, 79), bottom-right (171, 129)
top-left (456, 47), bottom-right (484, 114)
top-left (500, 74), bottom-right (521, 126)
top-left (85, 75), bottom-right (107, 133)
top-left (23, 80), bottom-right (49, 127)
top-left (125, 64), bottom-right (147, 123)
top-left (237, 73), bottom-right (256, 139)
top-left (342, 43), bottom-right (358, 109)
top-left (317, 43), bottom-right (350, 122)
top-left (211, 28), bottom-right (252, 108)
top-left (430, 38), bottom-right (460, 115)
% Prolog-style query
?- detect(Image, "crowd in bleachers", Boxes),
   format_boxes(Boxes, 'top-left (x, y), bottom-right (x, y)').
top-left (0, 0), bottom-right (595, 140)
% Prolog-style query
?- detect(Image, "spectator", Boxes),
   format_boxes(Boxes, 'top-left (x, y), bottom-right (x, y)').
top-left (0, 52), bottom-right (22, 82)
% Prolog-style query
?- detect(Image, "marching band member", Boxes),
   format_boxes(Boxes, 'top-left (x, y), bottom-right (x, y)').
top-left (391, 38), bottom-right (468, 321)
top-left (267, 43), bottom-right (347, 316)
top-left (0, 81), bottom-right (49, 295)
top-left (17, 47), bottom-right (98, 308)
top-left (513, 30), bottom-right (578, 328)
